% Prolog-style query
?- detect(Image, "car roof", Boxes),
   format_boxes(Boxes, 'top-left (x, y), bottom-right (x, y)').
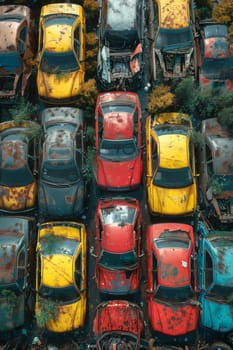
top-left (158, 133), bottom-right (189, 168)
top-left (156, 0), bottom-right (190, 29)
top-left (103, 112), bottom-right (133, 140)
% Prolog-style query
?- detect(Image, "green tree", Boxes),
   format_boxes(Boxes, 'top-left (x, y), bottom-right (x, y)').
top-left (76, 79), bottom-right (99, 110)
top-left (9, 97), bottom-right (38, 123)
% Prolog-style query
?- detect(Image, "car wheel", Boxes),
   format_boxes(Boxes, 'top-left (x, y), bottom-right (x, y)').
top-left (210, 342), bottom-right (232, 350)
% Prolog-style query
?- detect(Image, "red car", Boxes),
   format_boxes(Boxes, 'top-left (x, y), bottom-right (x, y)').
top-left (146, 223), bottom-right (199, 343)
top-left (198, 21), bottom-right (233, 91)
top-left (95, 91), bottom-right (142, 191)
top-left (93, 197), bottom-right (142, 295)
top-left (93, 300), bottom-right (144, 350)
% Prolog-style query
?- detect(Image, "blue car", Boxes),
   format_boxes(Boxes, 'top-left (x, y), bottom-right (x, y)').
top-left (197, 221), bottom-right (233, 334)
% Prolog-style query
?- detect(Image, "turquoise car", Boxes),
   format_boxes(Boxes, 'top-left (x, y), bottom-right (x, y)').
top-left (197, 221), bottom-right (233, 335)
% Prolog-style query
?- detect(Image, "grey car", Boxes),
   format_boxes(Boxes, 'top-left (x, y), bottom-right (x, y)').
top-left (38, 107), bottom-right (85, 219)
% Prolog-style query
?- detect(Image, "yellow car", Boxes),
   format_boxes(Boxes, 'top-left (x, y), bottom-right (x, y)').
top-left (0, 120), bottom-right (37, 213)
top-left (36, 221), bottom-right (87, 333)
top-left (146, 113), bottom-right (197, 216)
top-left (37, 3), bottom-right (85, 104)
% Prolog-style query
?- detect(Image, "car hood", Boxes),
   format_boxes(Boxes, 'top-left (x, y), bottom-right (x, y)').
top-left (0, 294), bottom-right (24, 331)
top-left (44, 295), bottom-right (86, 333)
top-left (97, 157), bottom-right (141, 189)
top-left (0, 182), bottom-right (37, 212)
top-left (149, 184), bottom-right (196, 215)
top-left (149, 299), bottom-right (199, 335)
top-left (200, 297), bottom-right (233, 332)
top-left (97, 266), bottom-right (139, 294)
top-left (39, 182), bottom-right (84, 218)
top-left (37, 70), bottom-right (84, 100)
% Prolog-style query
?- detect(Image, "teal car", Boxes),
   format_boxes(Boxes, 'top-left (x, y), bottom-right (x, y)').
top-left (197, 221), bottom-right (233, 337)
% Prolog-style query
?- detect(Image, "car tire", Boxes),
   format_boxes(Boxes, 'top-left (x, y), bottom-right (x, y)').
top-left (210, 342), bottom-right (232, 350)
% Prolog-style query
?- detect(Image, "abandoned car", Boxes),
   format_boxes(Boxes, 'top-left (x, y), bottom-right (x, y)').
top-left (95, 91), bottom-right (143, 191)
top-left (97, 0), bottom-right (146, 90)
top-left (36, 3), bottom-right (85, 104)
top-left (146, 113), bottom-right (197, 216)
top-left (0, 216), bottom-right (36, 331)
top-left (198, 118), bottom-right (233, 226)
top-left (152, 0), bottom-right (197, 80)
top-left (0, 5), bottom-right (35, 101)
top-left (146, 223), bottom-right (199, 343)
top-left (197, 221), bottom-right (233, 335)
top-left (198, 21), bottom-right (233, 91)
top-left (38, 107), bottom-right (85, 219)
top-left (92, 197), bottom-right (142, 295)
top-left (93, 300), bottom-right (144, 350)
top-left (0, 120), bottom-right (37, 213)
top-left (35, 221), bottom-right (87, 333)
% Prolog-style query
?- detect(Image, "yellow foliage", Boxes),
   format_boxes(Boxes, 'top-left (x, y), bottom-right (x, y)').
top-left (85, 32), bottom-right (98, 48)
top-left (76, 79), bottom-right (99, 109)
top-left (83, 0), bottom-right (99, 13)
top-left (147, 84), bottom-right (175, 115)
top-left (212, 0), bottom-right (233, 39)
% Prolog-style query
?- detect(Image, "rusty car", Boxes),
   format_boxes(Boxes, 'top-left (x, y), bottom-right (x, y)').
top-left (97, 0), bottom-right (146, 90)
top-left (0, 5), bottom-right (35, 101)
top-left (0, 120), bottom-right (37, 213)
top-left (152, 0), bottom-right (197, 80)
top-left (95, 91), bottom-right (143, 191)
top-left (197, 221), bottom-right (233, 342)
top-left (198, 118), bottom-right (233, 226)
top-left (38, 107), bottom-right (85, 219)
top-left (198, 21), bottom-right (233, 91)
top-left (0, 216), bottom-right (36, 331)
top-left (35, 221), bottom-right (87, 333)
top-left (146, 113), bottom-right (197, 216)
top-left (146, 223), bottom-right (199, 344)
top-left (92, 197), bottom-right (142, 295)
top-left (36, 3), bottom-right (85, 104)
top-left (93, 300), bottom-right (144, 349)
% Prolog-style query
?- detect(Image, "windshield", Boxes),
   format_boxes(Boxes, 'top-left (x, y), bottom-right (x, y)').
top-left (101, 103), bottom-right (135, 114)
top-left (99, 139), bottom-right (138, 161)
top-left (103, 30), bottom-right (139, 51)
top-left (99, 250), bottom-right (137, 269)
top-left (153, 167), bottom-right (193, 188)
top-left (204, 25), bottom-right (228, 39)
top-left (207, 285), bottom-right (233, 301)
top-left (101, 205), bottom-right (136, 225)
top-left (156, 27), bottom-right (193, 50)
top-left (201, 57), bottom-right (233, 79)
top-left (39, 285), bottom-right (80, 302)
top-left (40, 50), bottom-right (79, 72)
top-left (154, 285), bottom-right (194, 301)
top-left (41, 160), bottom-right (81, 184)
top-left (0, 141), bottom-right (33, 186)
top-left (0, 52), bottom-right (21, 72)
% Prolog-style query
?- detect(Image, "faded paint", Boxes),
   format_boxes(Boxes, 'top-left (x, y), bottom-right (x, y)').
top-left (95, 91), bottom-right (142, 190)
top-left (146, 113), bottom-right (197, 216)
top-left (93, 300), bottom-right (143, 335)
top-left (36, 222), bottom-right (87, 333)
top-left (0, 121), bottom-right (37, 213)
top-left (0, 216), bottom-right (36, 331)
top-left (147, 223), bottom-right (198, 336)
top-left (201, 118), bottom-right (233, 223)
top-left (95, 197), bottom-right (142, 295)
top-left (37, 3), bottom-right (85, 103)
top-left (0, 5), bottom-right (34, 99)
